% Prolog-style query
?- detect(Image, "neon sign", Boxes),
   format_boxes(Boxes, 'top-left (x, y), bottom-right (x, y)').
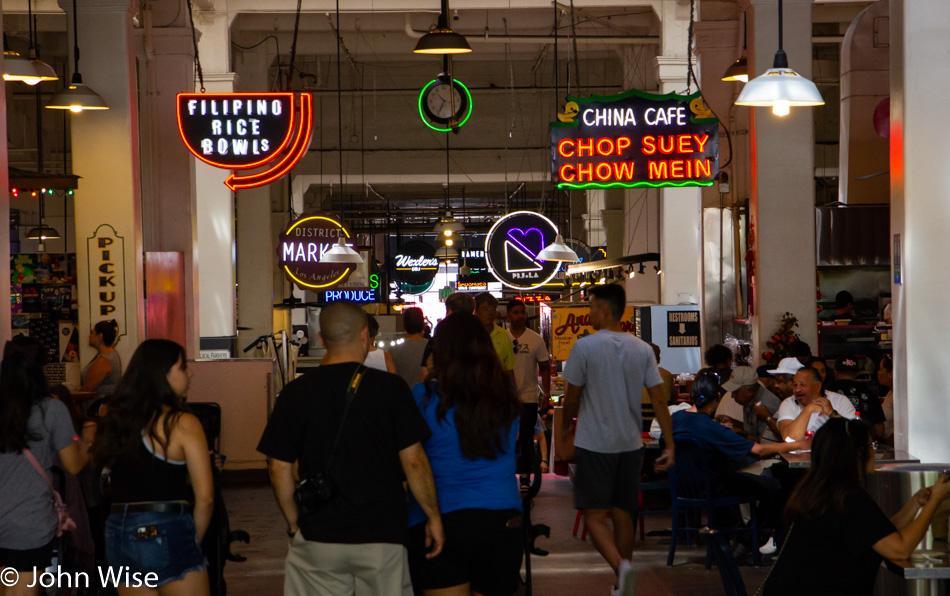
top-left (177, 92), bottom-right (314, 190)
top-left (276, 213), bottom-right (355, 290)
top-left (550, 89), bottom-right (718, 189)
top-left (485, 211), bottom-right (561, 290)
top-left (323, 289), bottom-right (379, 304)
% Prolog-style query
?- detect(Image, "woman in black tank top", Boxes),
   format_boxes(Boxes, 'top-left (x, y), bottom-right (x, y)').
top-left (92, 339), bottom-right (213, 595)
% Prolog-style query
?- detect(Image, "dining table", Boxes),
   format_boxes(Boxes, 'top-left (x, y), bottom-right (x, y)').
top-left (781, 447), bottom-right (920, 469)
top-left (876, 540), bottom-right (950, 595)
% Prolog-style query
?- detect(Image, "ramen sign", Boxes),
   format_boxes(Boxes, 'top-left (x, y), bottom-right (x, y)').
top-left (277, 213), bottom-right (355, 290)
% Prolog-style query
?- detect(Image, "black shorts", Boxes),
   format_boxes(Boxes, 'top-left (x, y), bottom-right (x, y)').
top-left (408, 508), bottom-right (523, 596)
top-left (0, 540), bottom-right (54, 571)
top-left (574, 447), bottom-right (644, 512)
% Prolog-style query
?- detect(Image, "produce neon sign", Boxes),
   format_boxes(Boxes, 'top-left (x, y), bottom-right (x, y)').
top-left (177, 92), bottom-right (314, 190)
top-left (550, 89), bottom-right (719, 189)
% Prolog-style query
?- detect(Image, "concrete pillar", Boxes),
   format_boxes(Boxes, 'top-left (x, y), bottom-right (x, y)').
top-left (889, 0), bottom-right (950, 461)
top-left (655, 0), bottom-right (703, 307)
top-left (748, 0), bottom-right (819, 359)
top-left (0, 7), bottom-right (9, 345)
top-left (233, 40), bottom-right (277, 357)
top-left (135, 23), bottom-right (200, 356)
top-left (582, 189), bottom-right (606, 247)
top-left (617, 44), bottom-right (661, 304)
top-left (194, 8), bottom-right (239, 351)
top-left (65, 0), bottom-right (145, 367)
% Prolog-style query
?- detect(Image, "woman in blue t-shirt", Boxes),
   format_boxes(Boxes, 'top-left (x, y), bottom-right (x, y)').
top-left (407, 312), bottom-right (523, 596)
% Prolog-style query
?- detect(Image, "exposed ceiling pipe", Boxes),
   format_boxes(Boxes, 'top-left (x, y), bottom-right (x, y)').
top-left (403, 13), bottom-right (657, 45)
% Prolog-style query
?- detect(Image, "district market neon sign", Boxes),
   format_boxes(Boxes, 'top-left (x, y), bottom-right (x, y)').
top-left (277, 213), bottom-right (356, 290)
top-left (177, 92), bottom-right (314, 191)
top-left (550, 89), bottom-right (719, 189)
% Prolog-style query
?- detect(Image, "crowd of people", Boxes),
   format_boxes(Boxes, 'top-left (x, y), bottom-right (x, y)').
top-left (2, 287), bottom-right (944, 596)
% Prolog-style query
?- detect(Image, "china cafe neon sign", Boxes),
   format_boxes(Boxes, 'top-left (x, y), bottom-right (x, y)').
top-left (550, 89), bottom-right (719, 189)
top-left (176, 92), bottom-right (314, 191)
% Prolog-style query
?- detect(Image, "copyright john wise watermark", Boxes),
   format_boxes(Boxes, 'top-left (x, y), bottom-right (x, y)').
top-left (1, 566), bottom-right (158, 589)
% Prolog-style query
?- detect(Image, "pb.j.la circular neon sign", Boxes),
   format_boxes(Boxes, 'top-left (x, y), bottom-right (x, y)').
top-left (484, 211), bottom-right (562, 290)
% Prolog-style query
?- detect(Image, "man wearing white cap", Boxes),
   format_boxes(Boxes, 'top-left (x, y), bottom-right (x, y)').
top-left (715, 366), bottom-right (783, 442)
top-left (766, 357), bottom-right (803, 399)
top-left (775, 366), bottom-right (856, 441)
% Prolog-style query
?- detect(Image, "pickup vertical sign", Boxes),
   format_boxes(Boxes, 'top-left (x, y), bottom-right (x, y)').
top-left (87, 224), bottom-right (126, 340)
top-left (551, 89), bottom-right (719, 189)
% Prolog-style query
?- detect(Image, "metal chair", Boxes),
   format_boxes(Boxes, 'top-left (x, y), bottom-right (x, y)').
top-left (701, 527), bottom-right (748, 596)
top-left (666, 436), bottom-right (760, 567)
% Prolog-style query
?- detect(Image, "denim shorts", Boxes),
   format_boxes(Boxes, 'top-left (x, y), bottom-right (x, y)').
top-left (105, 509), bottom-right (206, 587)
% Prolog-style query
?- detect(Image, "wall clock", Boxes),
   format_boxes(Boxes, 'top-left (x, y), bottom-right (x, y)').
top-left (418, 75), bottom-right (472, 132)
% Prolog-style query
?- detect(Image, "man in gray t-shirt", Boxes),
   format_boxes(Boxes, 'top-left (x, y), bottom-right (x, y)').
top-left (561, 284), bottom-right (674, 590)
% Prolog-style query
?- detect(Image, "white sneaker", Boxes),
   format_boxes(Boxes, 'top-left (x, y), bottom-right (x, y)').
top-left (616, 559), bottom-right (633, 596)
top-left (759, 537), bottom-right (777, 556)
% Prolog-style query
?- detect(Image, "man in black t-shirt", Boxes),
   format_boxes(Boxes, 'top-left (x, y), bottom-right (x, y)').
top-left (258, 301), bottom-right (443, 596)
top-left (829, 356), bottom-right (886, 441)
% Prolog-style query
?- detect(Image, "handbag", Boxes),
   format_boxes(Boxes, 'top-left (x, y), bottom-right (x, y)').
top-left (293, 364), bottom-right (366, 515)
top-left (23, 448), bottom-right (77, 537)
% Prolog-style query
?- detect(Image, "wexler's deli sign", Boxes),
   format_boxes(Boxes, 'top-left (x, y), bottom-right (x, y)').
top-left (550, 89), bottom-right (719, 189)
top-left (277, 213), bottom-right (356, 291)
top-left (86, 225), bottom-right (127, 340)
top-left (177, 92), bottom-right (313, 191)
top-left (391, 240), bottom-right (440, 287)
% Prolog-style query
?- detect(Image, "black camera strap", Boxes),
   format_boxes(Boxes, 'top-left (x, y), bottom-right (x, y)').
top-left (323, 363), bottom-right (366, 475)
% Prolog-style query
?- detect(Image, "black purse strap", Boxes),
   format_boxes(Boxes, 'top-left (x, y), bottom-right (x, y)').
top-left (323, 364), bottom-right (366, 474)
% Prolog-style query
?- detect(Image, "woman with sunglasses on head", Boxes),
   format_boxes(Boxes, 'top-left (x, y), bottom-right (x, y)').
top-left (762, 418), bottom-right (950, 596)
top-left (92, 339), bottom-right (213, 595)
top-left (407, 313), bottom-right (523, 596)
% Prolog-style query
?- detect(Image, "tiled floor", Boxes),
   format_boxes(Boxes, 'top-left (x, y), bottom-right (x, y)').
top-left (220, 474), bottom-right (771, 595)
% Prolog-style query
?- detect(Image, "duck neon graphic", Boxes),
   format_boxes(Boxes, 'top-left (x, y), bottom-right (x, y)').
top-left (177, 92), bottom-right (314, 190)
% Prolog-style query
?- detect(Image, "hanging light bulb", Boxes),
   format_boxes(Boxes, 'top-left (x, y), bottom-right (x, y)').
top-left (537, 234), bottom-right (580, 263)
top-left (735, 0), bottom-right (823, 117)
top-left (321, 238), bottom-right (364, 264)
top-left (46, 0), bottom-right (108, 112)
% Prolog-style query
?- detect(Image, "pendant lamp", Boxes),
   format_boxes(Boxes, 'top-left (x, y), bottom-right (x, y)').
top-left (735, 0), bottom-right (823, 116)
top-left (537, 234), bottom-right (580, 263)
top-left (722, 12), bottom-right (749, 82)
top-left (321, 238), bottom-right (364, 264)
top-left (46, 0), bottom-right (108, 112)
top-left (433, 211), bottom-right (465, 236)
top-left (413, 0), bottom-right (471, 54)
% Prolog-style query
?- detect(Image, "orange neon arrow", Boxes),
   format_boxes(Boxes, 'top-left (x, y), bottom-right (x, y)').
top-left (225, 92), bottom-right (313, 191)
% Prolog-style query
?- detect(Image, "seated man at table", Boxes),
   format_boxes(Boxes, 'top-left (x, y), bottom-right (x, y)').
top-left (714, 366), bottom-right (783, 443)
top-left (670, 372), bottom-right (810, 553)
top-left (766, 357), bottom-right (802, 400)
top-left (828, 356), bottom-right (886, 441)
top-left (776, 366), bottom-right (856, 441)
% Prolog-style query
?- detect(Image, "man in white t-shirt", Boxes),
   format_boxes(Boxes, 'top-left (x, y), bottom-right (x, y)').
top-left (776, 366), bottom-right (856, 441)
top-left (506, 299), bottom-right (551, 487)
top-left (561, 284), bottom-right (674, 594)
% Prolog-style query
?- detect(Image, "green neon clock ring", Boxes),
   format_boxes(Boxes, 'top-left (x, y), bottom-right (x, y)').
top-left (418, 78), bottom-right (473, 132)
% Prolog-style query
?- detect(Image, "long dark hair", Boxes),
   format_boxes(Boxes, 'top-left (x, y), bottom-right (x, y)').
top-left (91, 339), bottom-right (188, 465)
top-left (425, 313), bottom-right (519, 460)
top-left (784, 418), bottom-right (872, 521)
top-left (0, 351), bottom-right (48, 452)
